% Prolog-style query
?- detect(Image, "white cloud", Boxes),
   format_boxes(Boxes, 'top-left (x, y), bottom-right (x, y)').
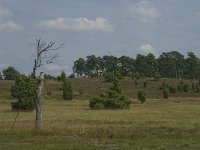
top-left (129, 1), bottom-right (160, 23)
top-left (140, 44), bottom-right (156, 54)
top-left (38, 17), bottom-right (114, 32)
top-left (44, 64), bottom-right (69, 73)
top-left (0, 6), bottom-right (22, 32)
top-left (0, 7), bottom-right (12, 17)
top-left (0, 21), bottom-right (22, 32)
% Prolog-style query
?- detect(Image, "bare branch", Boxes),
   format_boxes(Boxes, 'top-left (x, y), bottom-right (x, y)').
top-left (31, 38), bottom-right (64, 77)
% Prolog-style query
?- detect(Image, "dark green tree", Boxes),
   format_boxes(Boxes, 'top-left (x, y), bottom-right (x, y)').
top-left (135, 54), bottom-right (148, 77)
top-left (0, 72), bottom-right (3, 80)
top-left (146, 53), bottom-right (158, 77)
top-left (63, 79), bottom-right (73, 100)
top-left (73, 58), bottom-right (86, 77)
top-left (2, 66), bottom-right (20, 80)
top-left (118, 56), bottom-right (135, 76)
top-left (138, 90), bottom-right (146, 103)
top-left (61, 71), bottom-right (66, 82)
top-left (184, 52), bottom-right (200, 79)
top-left (11, 75), bottom-right (37, 110)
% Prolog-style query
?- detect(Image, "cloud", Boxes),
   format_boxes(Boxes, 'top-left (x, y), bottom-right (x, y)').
top-left (140, 44), bottom-right (156, 54)
top-left (38, 17), bottom-right (114, 32)
top-left (0, 21), bottom-right (22, 32)
top-left (44, 64), bottom-right (69, 73)
top-left (129, 1), bottom-right (160, 23)
top-left (0, 6), bottom-right (22, 32)
top-left (0, 7), bottom-right (12, 17)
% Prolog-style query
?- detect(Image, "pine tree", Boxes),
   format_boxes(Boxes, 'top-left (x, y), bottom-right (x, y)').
top-left (63, 79), bottom-right (73, 100)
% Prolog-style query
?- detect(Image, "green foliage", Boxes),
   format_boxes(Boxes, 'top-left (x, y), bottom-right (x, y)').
top-left (192, 81), bottom-right (195, 91)
top-left (103, 72), bottom-right (115, 82)
top-left (195, 84), bottom-right (200, 93)
top-left (89, 91), bottom-right (131, 109)
top-left (104, 71), bottom-right (123, 83)
top-left (143, 80), bottom-right (148, 88)
top-left (137, 90), bottom-right (146, 103)
top-left (68, 74), bottom-right (75, 78)
top-left (134, 72), bottom-right (141, 80)
top-left (135, 80), bottom-right (138, 86)
top-left (56, 76), bottom-right (61, 82)
top-left (168, 86), bottom-right (177, 93)
top-left (63, 79), bottom-right (73, 100)
top-left (2, 66), bottom-right (20, 80)
top-left (90, 73), bottom-right (130, 109)
top-left (61, 71), bottom-right (66, 81)
top-left (11, 75), bottom-right (37, 110)
top-left (183, 83), bottom-right (189, 92)
top-left (110, 77), bottom-right (122, 94)
top-left (177, 84), bottom-right (183, 92)
top-left (163, 88), bottom-right (169, 99)
top-left (0, 72), bottom-right (3, 80)
top-left (154, 72), bottom-right (161, 80)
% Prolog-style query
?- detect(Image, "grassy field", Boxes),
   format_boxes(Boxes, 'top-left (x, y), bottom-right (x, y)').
top-left (1, 79), bottom-right (200, 149)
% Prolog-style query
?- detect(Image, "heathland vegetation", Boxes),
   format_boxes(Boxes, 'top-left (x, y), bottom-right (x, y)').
top-left (1, 50), bottom-right (200, 149)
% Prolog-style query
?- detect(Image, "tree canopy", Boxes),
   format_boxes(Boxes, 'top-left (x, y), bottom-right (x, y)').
top-left (73, 51), bottom-right (200, 79)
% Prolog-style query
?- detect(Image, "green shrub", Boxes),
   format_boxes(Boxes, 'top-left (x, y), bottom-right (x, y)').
top-left (143, 81), bottom-right (148, 88)
top-left (192, 82), bottom-right (195, 91)
top-left (137, 90), bottom-right (146, 103)
top-left (196, 84), bottom-right (200, 93)
top-left (163, 88), bottom-right (169, 99)
top-left (89, 73), bottom-right (130, 109)
top-left (110, 77), bottom-right (122, 94)
top-left (61, 71), bottom-right (66, 82)
top-left (154, 72), bottom-right (161, 80)
top-left (168, 86), bottom-right (177, 93)
top-left (89, 91), bottom-right (131, 109)
top-left (104, 71), bottom-right (123, 82)
top-left (135, 80), bottom-right (138, 86)
top-left (134, 72), bottom-right (140, 80)
top-left (183, 83), bottom-right (189, 92)
top-left (177, 84), bottom-right (183, 92)
top-left (11, 75), bottom-right (37, 110)
top-left (63, 79), bottom-right (73, 100)
top-left (103, 72), bottom-right (115, 82)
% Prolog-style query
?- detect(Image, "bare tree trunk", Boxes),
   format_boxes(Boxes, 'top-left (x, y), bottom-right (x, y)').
top-left (36, 72), bottom-right (44, 130)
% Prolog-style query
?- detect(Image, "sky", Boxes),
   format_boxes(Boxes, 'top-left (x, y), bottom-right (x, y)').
top-left (0, 0), bottom-right (200, 75)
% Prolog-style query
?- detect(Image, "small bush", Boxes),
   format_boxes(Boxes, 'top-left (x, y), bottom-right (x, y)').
top-left (103, 72), bottom-right (115, 82)
top-left (134, 72), bottom-right (140, 80)
top-left (163, 88), bottom-right (169, 99)
top-left (196, 84), bottom-right (200, 93)
top-left (11, 75), bottom-right (37, 110)
top-left (89, 91), bottom-right (131, 109)
top-left (177, 84), bottom-right (183, 92)
top-left (192, 82), bottom-right (195, 91)
top-left (154, 72), bottom-right (161, 80)
top-left (168, 86), bottom-right (177, 93)
top-left (135, 80), bottom-right (138, 86)
top-left (143, 81), bottom-right (148, 88)
top-left (63, 79), bottom-right (73, 100)
top-left (138, 90), bottom-right (146, 103)
top-left (183, 83), bottom-right (189, 92)
top-left (90, 73), bottom-right (130, 109)
top-left (159, 86), bottom-right (163, 90)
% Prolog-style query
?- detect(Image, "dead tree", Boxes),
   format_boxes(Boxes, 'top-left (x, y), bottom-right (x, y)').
top-left (32, 38), bottom-right (64, 130)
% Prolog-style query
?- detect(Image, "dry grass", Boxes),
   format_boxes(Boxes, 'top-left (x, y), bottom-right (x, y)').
top-left (1, 79), bottom-right (200, 149)
top-left (1, 98), bottom-right (200, 149)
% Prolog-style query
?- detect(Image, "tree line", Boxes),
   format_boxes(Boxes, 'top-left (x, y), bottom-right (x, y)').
top-left (73, 51), bottom-right (200, 79)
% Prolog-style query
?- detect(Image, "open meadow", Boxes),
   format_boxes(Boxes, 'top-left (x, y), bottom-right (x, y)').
top-left (1, 79), bottom-right (200, 149)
